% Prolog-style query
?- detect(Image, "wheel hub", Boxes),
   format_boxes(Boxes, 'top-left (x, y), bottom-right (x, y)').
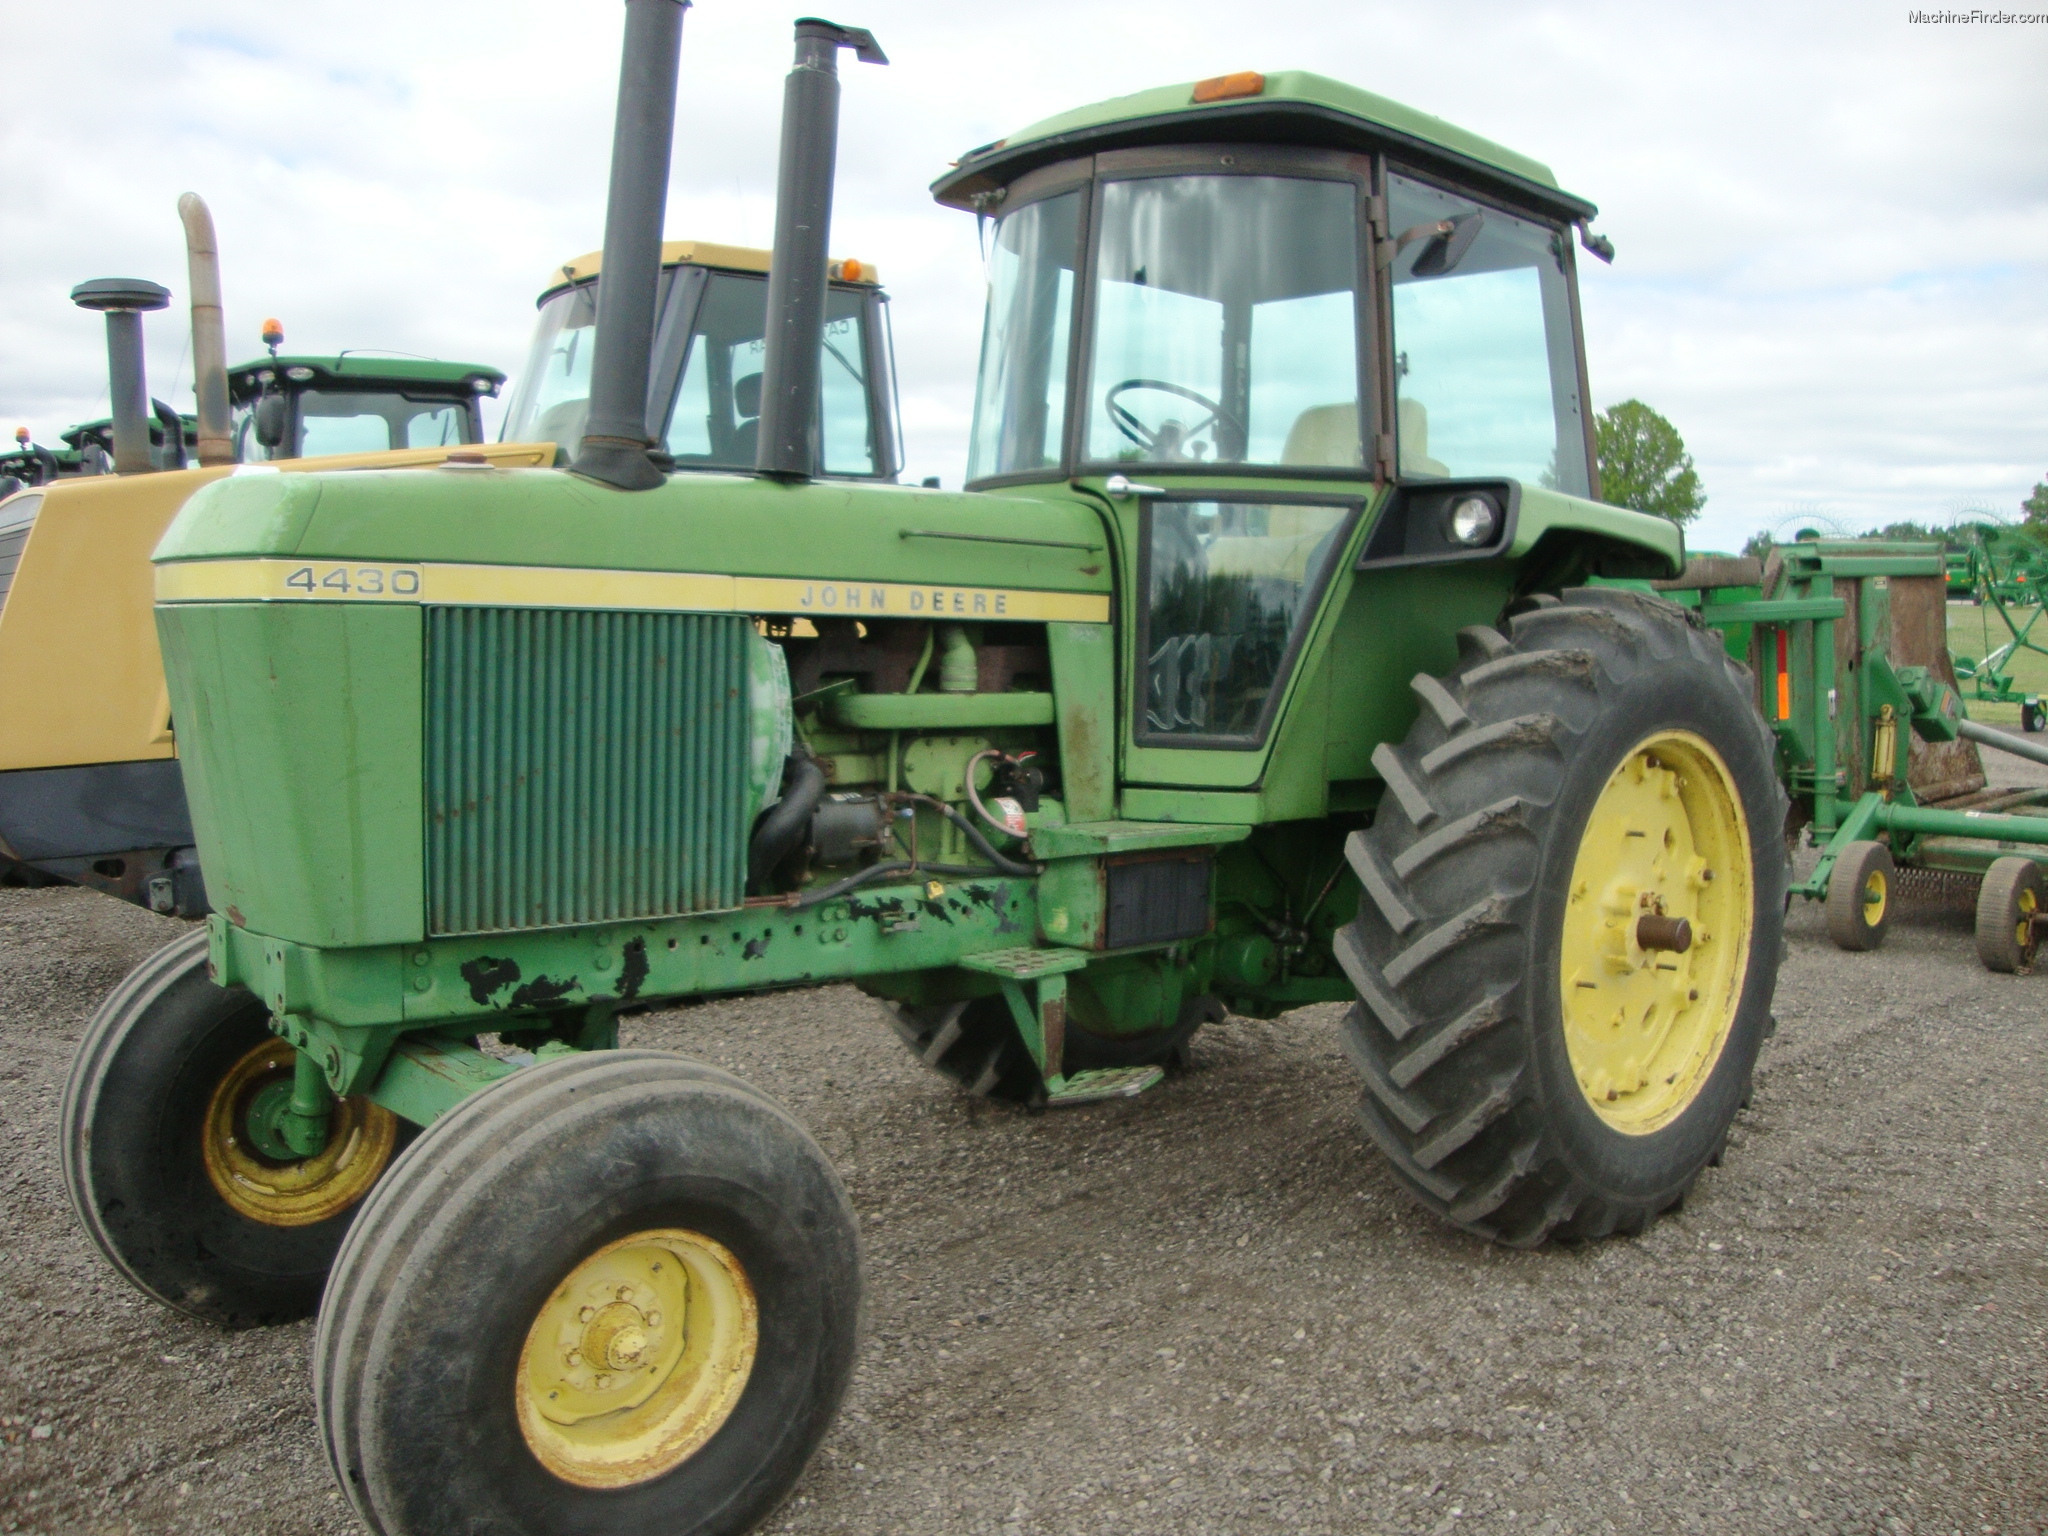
top-left (516, 1228), bottom-right (757, 1489)
top-left (1560, 732), bottom-right (1753, 1134)
top-left (201, 1039), bottom-right (398, 1226)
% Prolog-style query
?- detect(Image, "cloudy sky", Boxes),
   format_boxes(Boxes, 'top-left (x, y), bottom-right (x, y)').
top-left (3, 1), bottom-right (2043, 552)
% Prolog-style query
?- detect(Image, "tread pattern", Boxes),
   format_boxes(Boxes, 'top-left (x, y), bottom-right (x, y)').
top-left (59, 929), bottom-right (216, 1306)
top-left (1335, 586), bottom-right (1789, 1246)
top-left (315, 1051), bottom-right (770, 1535)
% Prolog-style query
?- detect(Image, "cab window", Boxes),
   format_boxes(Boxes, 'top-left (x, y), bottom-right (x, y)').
top-left (1141, 496), bottom-right (1354, 742)
top-left (1385, 173), bottom-right (1591, 495)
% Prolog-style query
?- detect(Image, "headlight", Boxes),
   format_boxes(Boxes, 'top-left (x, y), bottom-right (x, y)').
top-left (1446, 495), bottom-right (1498, 547)
top-left (285, 366), bottom-right (315, 382)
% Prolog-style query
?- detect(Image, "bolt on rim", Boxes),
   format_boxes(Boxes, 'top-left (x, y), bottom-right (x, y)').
top-left (200, 1038), bottom-right (397, 1226)
top-left (516, 1227), bottom-right (758, 1489)
top-left (1560, 730), bottom-right (1753, 1134)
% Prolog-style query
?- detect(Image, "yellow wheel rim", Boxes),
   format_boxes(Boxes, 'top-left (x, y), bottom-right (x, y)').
top-left (516, 1228), bottom-right (757, 1489)
top-left (1862, 868), bottom-right (1889, 928)
top-left (2015, 886), bottom-right (2036, 953)
top-left (1560, 731), bottom-right (1753, 1135)
top-left (201, 1039), bottom-right (398, 1227)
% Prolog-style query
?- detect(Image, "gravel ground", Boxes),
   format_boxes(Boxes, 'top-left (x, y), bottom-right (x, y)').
top-left (4, 737), bottom-right (2047, 1536)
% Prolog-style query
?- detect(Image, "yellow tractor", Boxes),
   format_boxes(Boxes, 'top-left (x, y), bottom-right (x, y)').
top-left (0, 206), bottom-right (896, 915)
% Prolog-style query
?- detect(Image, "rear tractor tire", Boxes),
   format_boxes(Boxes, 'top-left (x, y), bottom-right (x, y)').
top-left (883, 992), bottom-right (1220, 1104)
top-left (1825, 840), bottom-right (1893, 952)
top-left (315, 1050), bottom-right (861, 1536)
top-left (1336, 587), bottom-right (1788, 1245)
top-left (61, 929), bottom-right (403, 1326)
top-left (1975, 855), bottom-right (2044, 973)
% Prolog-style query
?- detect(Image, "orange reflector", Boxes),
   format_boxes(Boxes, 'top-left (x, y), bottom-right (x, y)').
top-left (1192, 71), bottom-right (1266, 104)
top-left (1775, 629), bottom-right (1791, 720)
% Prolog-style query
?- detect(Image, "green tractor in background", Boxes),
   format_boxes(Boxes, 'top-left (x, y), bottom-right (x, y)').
top-left (63, 11), bottom-right (1786, 1535)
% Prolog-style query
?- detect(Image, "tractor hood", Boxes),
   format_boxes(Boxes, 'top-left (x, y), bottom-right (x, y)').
top-left (153, 468), bottom-right (1112, 622)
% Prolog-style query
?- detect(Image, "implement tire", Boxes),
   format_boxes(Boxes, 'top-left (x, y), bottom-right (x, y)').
top-left (315, 1050), bottom-right (860, 1536)
top-left (61, 929), bottom-right (401, 1326)
top-left (1825, 840), bottom-right (1893, 952)
top-left (1975, 855), bottom-right (2043, 973)
top-left (1336, 588), bottom-right (1787, 1246)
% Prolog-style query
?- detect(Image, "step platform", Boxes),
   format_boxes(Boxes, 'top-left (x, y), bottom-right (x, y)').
top-left (1045, 1064), bottom-right (1164, 1105)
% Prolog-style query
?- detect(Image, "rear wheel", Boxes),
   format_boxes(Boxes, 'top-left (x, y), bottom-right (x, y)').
top-left (316, 1050), bottom-right (860, 1536)
top-left (1825, 840), bottom-right (1893, 952)
top-left (882, 992), bottom-right (1218, 1104)
top-left (61, 929), bottom-right (401, 1325)
top-left (1336, 588), bottom-right (1787, 1245)
top-left (1975, 855), bottom-right (2043, 973)
top-left (2023, 701), bottom-right (2044, 733)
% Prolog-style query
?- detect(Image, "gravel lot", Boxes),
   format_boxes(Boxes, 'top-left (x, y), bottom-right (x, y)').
top-left (4, 738), bottom-right (2046, 1536)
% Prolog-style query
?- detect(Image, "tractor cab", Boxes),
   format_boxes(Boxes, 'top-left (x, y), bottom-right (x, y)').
top-left (501, 240), bottom-right (901, 480)
top-left (933, 70), bottom-right (1637, 793)
top-left (229, 347), bottom-right (503, 462)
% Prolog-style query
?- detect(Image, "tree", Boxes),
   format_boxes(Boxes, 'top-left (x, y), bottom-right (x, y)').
top-left (1595, 400), bottom-right (1706, 525)
top-left (2024, 477), bottom-right (2048, 529)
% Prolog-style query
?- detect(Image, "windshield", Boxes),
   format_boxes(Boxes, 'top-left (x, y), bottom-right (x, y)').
top-left (1385, 174), bottom-right (1591, 494)
top-left (507, 270), bottom-right (892, 477)
top-left (1085, 175), bottom-right (1362, 471)
top-left (232, 390), bottom-right (475, 462)
top-left (966, 191), bottom-right (1081, 481)
top-left (663, 272), bottom-right (881, 476)
top-left (500, 281), bottom-right (603, 448)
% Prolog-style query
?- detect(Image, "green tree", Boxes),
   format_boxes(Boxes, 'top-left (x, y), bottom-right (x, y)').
top-left (2023, 477), bottom-right (2048, 528)
top-left (1595, 399), bottom-right (1706, 525)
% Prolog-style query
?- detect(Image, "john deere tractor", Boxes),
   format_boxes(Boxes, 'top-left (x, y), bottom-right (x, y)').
top-left (65, 10), bottom-right (1784, 1535)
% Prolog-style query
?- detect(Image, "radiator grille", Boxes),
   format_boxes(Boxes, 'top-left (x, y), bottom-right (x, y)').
top-left (424, 606), bottom-right (752, 934)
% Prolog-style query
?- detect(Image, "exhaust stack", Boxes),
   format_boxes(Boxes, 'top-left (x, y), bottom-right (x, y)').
top-left (177, 193), bottom-right (234, 466)
top-left (755, 18), bottom-right (887, 481)
top-left (71, 278), bottom-right (171, 476)
top-left (570, 0), bottom-right (691, 492)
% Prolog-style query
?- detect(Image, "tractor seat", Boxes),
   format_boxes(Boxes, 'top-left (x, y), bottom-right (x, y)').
top-left (1277, 398), bottom-right (1451, 477)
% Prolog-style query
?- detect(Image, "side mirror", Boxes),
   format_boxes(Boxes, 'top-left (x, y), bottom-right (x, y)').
top-left (1406, 211), bottom-right (1486, 279)
top-left (254, 393), bottom-right (288, 451)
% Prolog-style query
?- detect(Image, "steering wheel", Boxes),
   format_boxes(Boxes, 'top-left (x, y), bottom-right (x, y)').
top-left (1104, 379), bottom-right (1245, 461)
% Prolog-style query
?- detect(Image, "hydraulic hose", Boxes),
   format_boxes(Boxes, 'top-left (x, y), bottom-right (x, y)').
top-left (889, 792), bottom-right (1039, 876)
top-left (747, 755), bottom-right (827, 891)
top-left (791, 859), bottom-right (1019, 912)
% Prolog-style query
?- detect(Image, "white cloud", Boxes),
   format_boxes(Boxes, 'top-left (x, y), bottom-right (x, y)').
top-left (3, 0), bottom-right (2042, 535)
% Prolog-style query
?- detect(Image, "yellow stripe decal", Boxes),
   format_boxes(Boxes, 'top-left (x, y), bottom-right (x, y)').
top-left (154, 558), bottom-right (1110, 624)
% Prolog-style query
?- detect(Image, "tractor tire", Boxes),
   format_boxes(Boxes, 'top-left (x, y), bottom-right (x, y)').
top-left (1336, 587), bottom-right (1788, 1246)
top-left (315, 1050), bottom-right (860, 1536)
top-left (883, 992), bottom-right (1219, 1104)
top-left (1825, 840), bottom-right (1893, 952)
top-left (1975, 855), bottom-right (2043, 973)
top-left (2023, 701), bottom-right (2044, 734)
top-left (61, 929), bottom-right (403, 1326)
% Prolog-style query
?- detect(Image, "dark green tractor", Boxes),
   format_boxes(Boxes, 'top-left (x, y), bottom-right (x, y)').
top-left (62, 11), bottom-right (1783, 1534)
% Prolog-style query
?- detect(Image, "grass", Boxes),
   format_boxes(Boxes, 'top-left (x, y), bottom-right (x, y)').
top-left (1947, 598), bottom-right (2048, 724)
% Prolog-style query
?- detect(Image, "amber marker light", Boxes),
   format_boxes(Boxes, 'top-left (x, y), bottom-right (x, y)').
top-left (261, 317), bottom-right (284, 355)
top-left (1192, 71), bottom-right (1266, 103)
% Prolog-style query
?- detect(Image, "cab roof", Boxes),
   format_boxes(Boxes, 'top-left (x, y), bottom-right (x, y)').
top-left (931, 69), bottom-right (1596, 224)
top-left (224, 355), bottom-right (505, 401)
top-left (539, 239), bottom-right (882, 304)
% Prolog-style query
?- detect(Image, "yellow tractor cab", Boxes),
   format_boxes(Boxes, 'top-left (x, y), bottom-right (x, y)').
top-left (0, 239), bottom-right (901, 915)
top-left (502, 239), bottom-right (900, 479)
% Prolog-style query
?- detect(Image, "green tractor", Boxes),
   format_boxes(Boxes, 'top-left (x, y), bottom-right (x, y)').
top-left (65, 11), bottom-right (1785, 1534)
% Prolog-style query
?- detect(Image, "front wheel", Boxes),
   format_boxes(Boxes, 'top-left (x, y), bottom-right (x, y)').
top-left (316, 1051), bottom-right (861, 1536)
top-left (60, 929), bottom-right (401, 1326)
top-left (1336, 588), bottom-right (1788, 1245)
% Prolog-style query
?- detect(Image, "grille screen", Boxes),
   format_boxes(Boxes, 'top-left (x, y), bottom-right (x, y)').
top-left (424, 606), bottom-right (752, 934)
